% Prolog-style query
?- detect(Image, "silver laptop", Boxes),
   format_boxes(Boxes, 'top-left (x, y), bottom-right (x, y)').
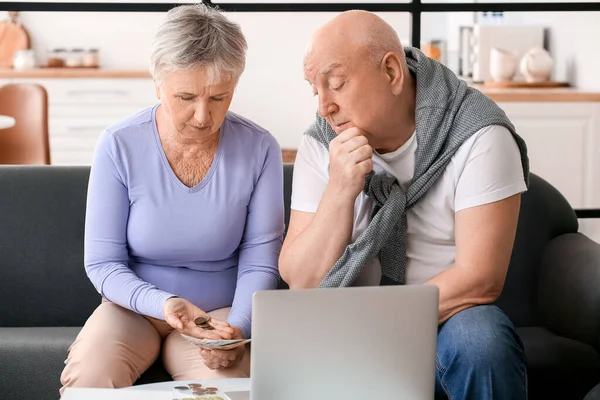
top-left (248, 285), bottom-right (439, 400)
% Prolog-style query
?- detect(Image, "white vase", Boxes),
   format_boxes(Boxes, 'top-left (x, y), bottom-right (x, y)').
top-left (13, 49), bottom-right (36, 70)
top-left (520, 48), bottom-right (554, 83)
top-left (489, 47), bottom-right (518, 82)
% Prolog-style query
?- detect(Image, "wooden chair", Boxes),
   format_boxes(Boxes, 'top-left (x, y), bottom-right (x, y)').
top-left (0, 83), bottom-right (50, 164)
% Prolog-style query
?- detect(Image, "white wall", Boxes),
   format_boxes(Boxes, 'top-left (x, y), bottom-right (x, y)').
top-left (9, 10), bottom-right (410, 148)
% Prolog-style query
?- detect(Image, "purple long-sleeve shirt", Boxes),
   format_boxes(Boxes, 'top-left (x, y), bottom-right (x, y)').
top-left (84, 104), bottom-right (284, 338)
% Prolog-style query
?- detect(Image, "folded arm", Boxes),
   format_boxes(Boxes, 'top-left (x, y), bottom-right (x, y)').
top-left (279, 190), bottom-right (355, 289)
top-left (279, 129), bottom-right (372, 288)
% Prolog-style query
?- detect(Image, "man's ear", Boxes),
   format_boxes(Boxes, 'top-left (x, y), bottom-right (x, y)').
top-left (381, 52), bottom-right (404, 96)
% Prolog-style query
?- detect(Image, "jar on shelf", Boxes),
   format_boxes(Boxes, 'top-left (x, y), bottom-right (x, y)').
top-left (82, 48), bottom-right (99, 68)
top-left (46, 48), bottom-right (66, 68)
top-left (65, 48), bottom-right (84, 67)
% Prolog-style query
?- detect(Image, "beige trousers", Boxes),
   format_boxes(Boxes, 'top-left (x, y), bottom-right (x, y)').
top-left (59, 300), bottom-right (250, 396)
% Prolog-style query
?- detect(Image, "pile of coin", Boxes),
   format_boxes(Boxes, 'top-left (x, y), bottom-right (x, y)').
top-left (172, 383), bottom-right (223, 399)
top-left (194, 315), bottom-right (214, 331)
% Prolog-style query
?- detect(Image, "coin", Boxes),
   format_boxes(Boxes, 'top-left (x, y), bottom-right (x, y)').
top-left (195, 315), bottom-right (215, 331)
top-left (194, 315), bottom-right (210, 325)
top-left (174, 386), bottom-right (190, 391)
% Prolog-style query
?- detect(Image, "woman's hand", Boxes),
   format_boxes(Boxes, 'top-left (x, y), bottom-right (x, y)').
top-left (200, 326), bottom-right (246, 370)
top-left (163, 297), bottom-right (234, 340)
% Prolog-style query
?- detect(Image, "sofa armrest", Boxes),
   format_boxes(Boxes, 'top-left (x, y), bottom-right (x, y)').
top-left (538, 232), bottom-right (600, 352)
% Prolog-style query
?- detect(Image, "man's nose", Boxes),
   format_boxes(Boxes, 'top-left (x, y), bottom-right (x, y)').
top-left (318, 98), bottom-right (337, 118)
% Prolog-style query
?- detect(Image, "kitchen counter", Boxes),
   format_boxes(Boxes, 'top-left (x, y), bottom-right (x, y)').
top-left (472, 84), bottom-right (600, 102)
top-left (0, 68), bottom-right (151, 78)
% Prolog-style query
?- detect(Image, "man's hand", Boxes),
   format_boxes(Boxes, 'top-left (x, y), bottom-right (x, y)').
top-left (329, 127), bottom-right (373, 199)
top-left (163, 297), bottom-right (234, 340)
top-left (278, 127), bottom-right (370, 288)
top-left (200, 326), bottom-right (246, 370)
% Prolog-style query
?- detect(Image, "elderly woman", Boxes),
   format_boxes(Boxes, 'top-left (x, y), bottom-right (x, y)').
top-left (59, 4), bottom-right (283, 393)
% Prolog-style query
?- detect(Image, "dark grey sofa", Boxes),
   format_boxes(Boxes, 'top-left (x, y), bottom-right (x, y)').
top-left (0, 164), bottom-right (599, 400)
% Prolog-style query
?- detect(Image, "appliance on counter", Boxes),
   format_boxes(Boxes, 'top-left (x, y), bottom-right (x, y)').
top-left (458, 25), bottom-right (546, 82)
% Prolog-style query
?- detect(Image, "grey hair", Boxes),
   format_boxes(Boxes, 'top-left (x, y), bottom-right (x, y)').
top-left (150, 3), bottom-right (247, 85)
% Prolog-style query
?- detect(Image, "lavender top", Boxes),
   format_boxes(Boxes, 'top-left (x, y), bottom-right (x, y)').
top-left (84, 104), bottom-right (284, 338)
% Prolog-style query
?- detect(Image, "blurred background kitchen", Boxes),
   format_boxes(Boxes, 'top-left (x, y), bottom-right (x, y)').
top-left (0, 0), bottom-right (599, 241)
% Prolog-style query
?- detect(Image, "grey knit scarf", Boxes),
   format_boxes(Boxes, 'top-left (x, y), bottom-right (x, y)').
top-left (305, 46), bottom-right (530, 288)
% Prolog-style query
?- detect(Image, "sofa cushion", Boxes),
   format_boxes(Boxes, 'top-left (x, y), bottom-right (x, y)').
top-left (585, 383), bottom-right (600, 400)
top-left (0, 326), bottom-right (173, 399)
top-left (517, 327), bottom-right (600, 399)
top-left (0, 327), bottom-right (79, 399)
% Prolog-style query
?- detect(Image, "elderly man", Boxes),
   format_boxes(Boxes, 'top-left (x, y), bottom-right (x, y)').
top-left (279, 10), bottom-right (529, 400)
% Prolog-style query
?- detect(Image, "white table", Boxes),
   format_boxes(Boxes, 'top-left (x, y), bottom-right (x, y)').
top-left (61, 388), bottom-right (167, 400)
top-left (124, 378), bottom-right (250, 392)
top-left (0, 115), bottom-right (15, 129)
top-left (61, 378), bottom-right (251, 400)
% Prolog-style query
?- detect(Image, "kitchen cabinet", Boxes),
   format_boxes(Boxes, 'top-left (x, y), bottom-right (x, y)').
top-left (497, 102), bottom-right (600, 210)
top-left (3, 75), bottom-right (157, 165)
top-left (496, 101), bottom-right (600, 243)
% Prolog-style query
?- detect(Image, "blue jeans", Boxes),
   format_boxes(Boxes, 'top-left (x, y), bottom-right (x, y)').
top-left (435, 305), bottom-right (528, 400)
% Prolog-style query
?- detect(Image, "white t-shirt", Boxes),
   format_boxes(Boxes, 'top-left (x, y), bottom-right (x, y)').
top-left (291, 125), bottom-right (528, 286)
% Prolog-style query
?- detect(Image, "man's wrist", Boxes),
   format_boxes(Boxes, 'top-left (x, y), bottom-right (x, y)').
top-left (322, 183), bottom-right (358, 208)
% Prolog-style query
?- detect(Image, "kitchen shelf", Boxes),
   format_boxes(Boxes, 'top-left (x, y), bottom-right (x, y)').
top-left (472, 84), bottom-right (600, 103)
top-left (0, 68), bottom-right (151, 79)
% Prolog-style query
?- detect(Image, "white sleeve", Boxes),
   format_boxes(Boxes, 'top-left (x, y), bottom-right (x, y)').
top-left (455, 125), bottom-right (528, 211)
top-left (290, 135), bottom-right (330, 213)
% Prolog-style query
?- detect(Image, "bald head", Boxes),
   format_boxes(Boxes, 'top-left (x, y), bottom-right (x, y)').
top-left (303, 10), bottom-right (411, 141)
top-left (305, 10), bottom-right (404, 67)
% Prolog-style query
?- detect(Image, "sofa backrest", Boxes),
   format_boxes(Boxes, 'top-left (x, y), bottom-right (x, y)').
top-left (0, 166), bottom-right (98, 326)
top-left (0, 164), bottom-right (578, 327)
top-left (497, 173), bottom-right (578, 326)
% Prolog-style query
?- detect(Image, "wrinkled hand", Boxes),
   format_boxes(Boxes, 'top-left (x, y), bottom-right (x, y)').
top-left (163, 297), bottom-right (233, 340)
top-left (328, 127), bottom-right (373, 199)
top-left (200, 326), bottom-right (246, 370)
